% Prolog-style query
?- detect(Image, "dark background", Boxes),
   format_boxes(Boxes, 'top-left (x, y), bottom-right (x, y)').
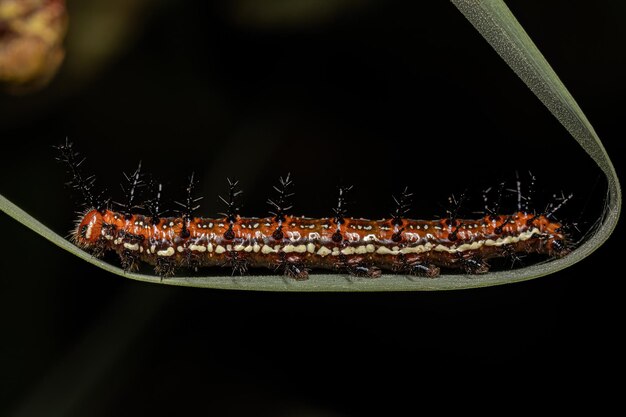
top-left (1, 0), bottom-right (623, 415)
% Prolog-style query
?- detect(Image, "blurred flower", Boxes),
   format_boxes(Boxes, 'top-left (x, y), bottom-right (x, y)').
top-left (0, 0), bottom-right (68, 93)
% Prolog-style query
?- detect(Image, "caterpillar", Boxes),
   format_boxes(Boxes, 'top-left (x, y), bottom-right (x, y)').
top-left (58, 140), bottom-right (571, 280)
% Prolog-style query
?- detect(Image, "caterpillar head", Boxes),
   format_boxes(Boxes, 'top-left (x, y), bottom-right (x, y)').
top-left (73, 209), bottom-right (104, 247)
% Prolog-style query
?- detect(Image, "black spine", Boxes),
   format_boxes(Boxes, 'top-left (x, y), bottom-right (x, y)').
top-left (115, 161), bottom-right (145, 219)
top-left (267, 173), bottom-right (294, 223)
top-left (218, 178), bottom-right (242, 240)
top-left (55, 138), bottom-right (107, 211)
top-left (218, 178), bottom-right (242, 223)
top-left (175, 172), bottom-right (203, 238)
top-left (332, 185), bottom-right (353, 225)
top-left (145, 179), bottom-right (165, 224)
top-left (391, 186), bottom-right (412, 226)
top-left (482, 181), bottom-right (505, 220)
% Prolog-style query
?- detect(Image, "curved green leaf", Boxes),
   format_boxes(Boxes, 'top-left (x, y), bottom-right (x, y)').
top-left (449, 0), bottom-right (621, 275)
top-left (1, 0), bottom-right (620, 290)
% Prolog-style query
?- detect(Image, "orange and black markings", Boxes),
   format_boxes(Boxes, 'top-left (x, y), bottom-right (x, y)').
top-left (73, 209), bottom-right (569, 279)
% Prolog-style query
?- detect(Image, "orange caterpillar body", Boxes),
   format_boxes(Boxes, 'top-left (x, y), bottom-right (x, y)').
top-left (74, 209), bottom-right (568, 279)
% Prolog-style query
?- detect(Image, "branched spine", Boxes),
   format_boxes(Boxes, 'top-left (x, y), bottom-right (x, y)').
top-left (391, 186), bottom-right (412, 226)
top-left (175, 172), bottom-right (203, 238)
top-left (145, 179), bottom-right (165, 224)
top-left (218, 178), bottom-right (242, 240)
top-left (333, 185), bottom-right (352, 225)
top-left (116, 161), bottom-right (144, 219)
top-left (267, 173), bottom-right (294, 223)
top-left (55, 138), bottom-right (106, 211)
